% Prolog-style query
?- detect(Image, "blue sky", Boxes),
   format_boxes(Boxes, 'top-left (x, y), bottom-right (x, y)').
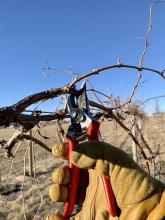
top-left (0, 0), bottom-right (165, 113)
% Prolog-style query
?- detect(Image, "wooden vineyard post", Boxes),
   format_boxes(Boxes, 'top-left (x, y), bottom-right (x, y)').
top-left (28, 129), bottom-right (34, 177)
top-left (113, 120), bottom-right (118, 146)
top-left (132, 115), bottom-right (138, 163)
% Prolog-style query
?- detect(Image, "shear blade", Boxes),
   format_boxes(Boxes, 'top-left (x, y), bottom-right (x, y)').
top-left (78, 81), bottom-right (90, 114)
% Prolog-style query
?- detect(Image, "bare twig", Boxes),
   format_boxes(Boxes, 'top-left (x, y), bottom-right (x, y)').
top-left (87, 88), bottom-right (111, 100)
top-left (32, 148), bottom-right (43, 220)
top-left (89, 100), bottom-right (150, 172)
top-left (56, 120), bottom-right (65, 142)
top-left (4, 130), bottom-right (51, 157)
top-left (129, 2), bottom-right (156, 102)
top-left (0, 62), bottom-right (164, 129)
top-left (69, 64), bottom-right (165, 89)
top-left (22, 148), bottom-right (28, 220)
top-left (9, 141), bottom-right (23, 176)
top-left (87, 80), bottom-right (104, 105)
top-left (143, 95), bottom-right (165, 104)
top-left (42, 66), bottom-right (79, 79)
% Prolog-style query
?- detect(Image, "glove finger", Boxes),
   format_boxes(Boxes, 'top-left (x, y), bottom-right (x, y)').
top-left (71, 142), bottom-right (97, 169)
top-left (71, 141), bottom-right (111, 175)
top-left (46, 214), bottom-right (66, 220)
top-left (49, 183), bottom-right (68, 202)
top-left (50, 166), bottom-right (89, 205)
top-left (52, 166), bottom-right (70, 185)
top-left (52, 142), bottom-right (68, 158)
top-left (49, 166), bottom-right (69, 202)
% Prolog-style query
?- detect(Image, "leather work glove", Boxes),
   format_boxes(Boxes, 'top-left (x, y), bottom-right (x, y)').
top-left (46, 141), bottom-right (165, 220)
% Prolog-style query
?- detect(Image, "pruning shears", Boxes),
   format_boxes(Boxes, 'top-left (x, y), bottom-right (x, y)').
top-left (63, 82), bottom-right (117, 218)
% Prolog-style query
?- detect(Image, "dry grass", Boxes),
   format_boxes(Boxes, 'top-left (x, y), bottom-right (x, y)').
top-left (0, 115), bottom-right (165, 220)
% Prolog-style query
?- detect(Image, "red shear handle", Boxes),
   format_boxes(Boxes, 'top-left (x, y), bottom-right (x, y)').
top-left (63, 137), bottom-right (80, 217)
top-left (101, 175), bottom-right (117, 217)
top-left (88, 120), bottom-right (117, 217)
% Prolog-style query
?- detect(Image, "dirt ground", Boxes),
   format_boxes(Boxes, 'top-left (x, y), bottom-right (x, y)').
top-left (0, 114), bottom-right (165, 220)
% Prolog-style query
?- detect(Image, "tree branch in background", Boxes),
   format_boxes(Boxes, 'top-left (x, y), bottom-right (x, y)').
top-left (3, 130), bottom-right (51, 157)
top-left (16, 109), bottom-right (67, 130)
top-left (128, 2), bottom-right (156, 103)
top-left (0, 62), bottom-right (164, 129)
top-left (89, 100), bottom-right (151, 172)
top-left (69, 63), bottom-right (165, 89)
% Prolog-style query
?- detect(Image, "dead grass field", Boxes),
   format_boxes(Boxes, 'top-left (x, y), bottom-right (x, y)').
top-left (0, 114), bottom-right (165, 220)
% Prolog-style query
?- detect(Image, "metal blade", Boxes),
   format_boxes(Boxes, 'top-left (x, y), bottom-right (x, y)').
top-left (67, 94), bottom-right (77, 114)
top-left (78, 81), bottom-right (90, 114)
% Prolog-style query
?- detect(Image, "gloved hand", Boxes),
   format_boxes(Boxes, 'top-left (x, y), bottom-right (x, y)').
top-left (46, 141), bottom-right (165, 220)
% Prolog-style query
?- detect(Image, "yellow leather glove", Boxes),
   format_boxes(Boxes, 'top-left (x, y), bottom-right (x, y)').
top-left (46, 141), bottom-right (165, 220)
